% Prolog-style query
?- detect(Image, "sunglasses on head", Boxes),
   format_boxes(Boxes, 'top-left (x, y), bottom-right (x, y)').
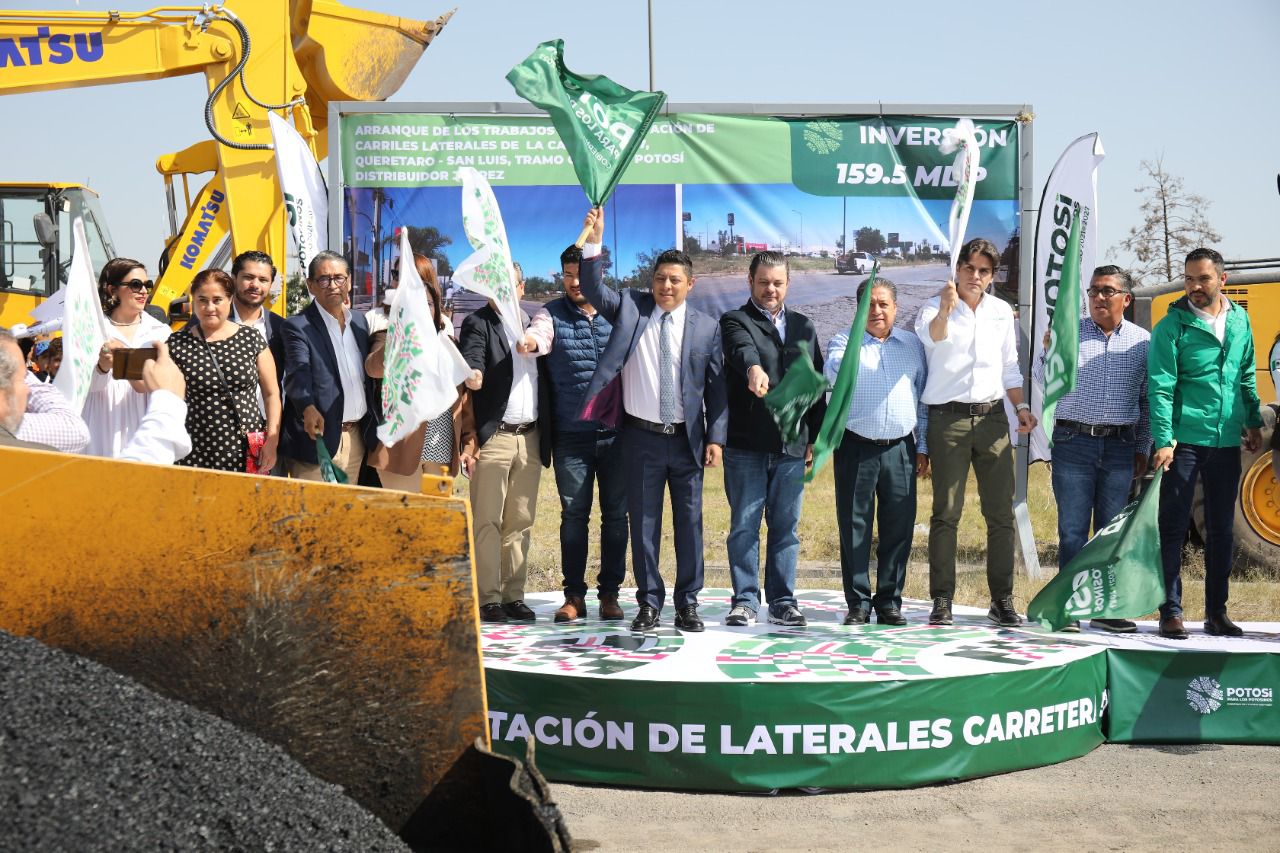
top-left (116, 279), bottom-right (154, 293)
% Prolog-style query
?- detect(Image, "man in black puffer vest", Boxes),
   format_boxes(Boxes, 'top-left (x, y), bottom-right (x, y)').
top-left (520, 245), bottom-right (628, 623)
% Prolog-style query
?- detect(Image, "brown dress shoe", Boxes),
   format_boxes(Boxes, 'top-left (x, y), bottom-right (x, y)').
top-left (553, 596), bottom-right (587, 623)
top-left (1159, 614), bottom-right (1189, 639)
top-left (598, 592), bottom-right (624, 621)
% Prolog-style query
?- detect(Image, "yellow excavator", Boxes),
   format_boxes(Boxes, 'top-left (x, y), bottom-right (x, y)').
top-left (1, 4), bottom-right (567, 847)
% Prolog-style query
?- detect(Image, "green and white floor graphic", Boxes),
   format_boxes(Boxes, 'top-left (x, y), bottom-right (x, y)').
top-left (482, 591), bottom-right (1279, 790)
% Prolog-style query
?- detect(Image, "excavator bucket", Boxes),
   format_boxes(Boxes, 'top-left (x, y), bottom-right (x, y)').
top-left (0, 445), bottom-right (563, 845)
top-left (294, 1), bottom-right (455, 105)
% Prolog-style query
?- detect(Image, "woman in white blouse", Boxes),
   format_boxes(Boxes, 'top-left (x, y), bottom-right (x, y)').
top-left (82, 257), bottom-right (172, 457)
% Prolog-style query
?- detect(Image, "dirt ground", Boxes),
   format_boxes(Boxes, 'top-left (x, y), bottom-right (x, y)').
top-left (551, 742), bottom-right (1279, 852)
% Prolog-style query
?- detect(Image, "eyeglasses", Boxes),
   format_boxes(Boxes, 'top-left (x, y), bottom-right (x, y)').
top-left (1086, 287), bottom-right (1127, 299)
top-left (117, 279), bottom-right (154, 292)
top-left (315, 274), bottom-right (348, 287)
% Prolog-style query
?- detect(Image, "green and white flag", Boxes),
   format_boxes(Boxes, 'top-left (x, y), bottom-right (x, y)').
top-left (1027, 470), bottom-right (1166, 631)
top-left (763, 341), bottom-right (828, 445)
top-left (52, 218), bottom-right (106, 412)
top-left (316, 436), bottom-right (348, 485)
top-left (376, 227), bottom-right (471, 448)
top-left (804, 267), bottom-right (876, 483)
top-left (452, 166), bottom-right (525, 344)
top-left (1040, 207), bottom-right (1083, 442)
top-left (940, 118), bottom-right (981, 275)
top-left (506, 39), bottom-right (666, 207)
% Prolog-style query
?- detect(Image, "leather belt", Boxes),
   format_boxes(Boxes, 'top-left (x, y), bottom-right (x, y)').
top-left (624, 414), bottom-right (686, 436)
top-left (341, 420), bottom-right (361, 430)
top-left (846, 430), bottom-right (910, 447)
top-left (1057, 419), bottom-right (1135, 438)
top-left (497, 421), bottom-right (537, 435)
top-left (931, 399), bottom-right (1003, 416)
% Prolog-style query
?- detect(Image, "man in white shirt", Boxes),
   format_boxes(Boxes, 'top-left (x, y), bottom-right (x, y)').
top-left (459, 264), bottom-right (552, 623)
top-left (913, 238), bottom-right (1036, 628)
top-left (281, 251), bottom-right (376, 484)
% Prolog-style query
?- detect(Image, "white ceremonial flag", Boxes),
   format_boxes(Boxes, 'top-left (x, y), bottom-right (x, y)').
top-left (940, 118), bottom-right (982, 274)
top-left (452, 166), bottom-right (525, 343)
top-left (52, 218), bottom-right (107, 413)
top-left (267, 111), bottom-right (328, 275)
top-left (376, 228), bottom-right (471, 447)
top-left (1028, 133), bottom-right (1105, 462)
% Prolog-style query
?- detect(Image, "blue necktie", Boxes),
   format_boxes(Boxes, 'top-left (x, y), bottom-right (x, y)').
top-left (659, 311), bottom-right (675, 427)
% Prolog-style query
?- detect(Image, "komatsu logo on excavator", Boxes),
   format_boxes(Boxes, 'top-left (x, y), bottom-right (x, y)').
top-left (0, 28), bottom-right (105, 67)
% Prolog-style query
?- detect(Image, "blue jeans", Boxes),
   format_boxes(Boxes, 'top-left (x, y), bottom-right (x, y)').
top-left (553, 429), bottom-right (628, 597)
top-left (1050, 427), bottom-right (1137, 570)
top-left (723, 447), bottom-right (805, 615)
top-left (1158, 443), bottom-right (1241, 618)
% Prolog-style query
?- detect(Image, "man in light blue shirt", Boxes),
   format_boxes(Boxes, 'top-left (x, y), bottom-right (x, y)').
top-left (1033, 264), bottom-right (1150, 634)
top-left (826, 279), bottom-right (929, 625)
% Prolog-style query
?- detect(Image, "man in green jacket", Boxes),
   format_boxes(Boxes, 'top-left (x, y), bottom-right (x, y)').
top-left (1149, 248), bottom-right (1263, 640)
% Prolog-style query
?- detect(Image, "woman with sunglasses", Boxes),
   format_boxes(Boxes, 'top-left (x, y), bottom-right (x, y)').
top-left (83, 257), bottom-right (173, 457)
top-left (168, 268), bottom-right (281, 472)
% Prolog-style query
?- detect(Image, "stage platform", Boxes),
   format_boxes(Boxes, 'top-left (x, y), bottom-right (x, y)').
top-left (481, 590), bottom-right (1279, 791)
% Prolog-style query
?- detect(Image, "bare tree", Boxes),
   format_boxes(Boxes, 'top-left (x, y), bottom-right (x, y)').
top-left (1119, 157), bottom-right (1222, 284)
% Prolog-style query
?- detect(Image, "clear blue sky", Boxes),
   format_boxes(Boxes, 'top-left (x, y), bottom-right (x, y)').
top-left (4, 0), bottom-right (1278, 270)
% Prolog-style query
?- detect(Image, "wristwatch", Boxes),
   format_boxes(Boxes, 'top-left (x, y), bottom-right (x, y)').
top-left (1015, 403), bottom-right (1030, 413)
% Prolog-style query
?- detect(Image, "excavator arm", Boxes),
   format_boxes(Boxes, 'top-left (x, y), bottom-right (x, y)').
top-left (0, 2), bottom-right (452, 313)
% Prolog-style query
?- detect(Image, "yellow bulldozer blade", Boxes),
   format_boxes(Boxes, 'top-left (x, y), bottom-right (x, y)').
top-left (0, 445), bottom-right (486, 833)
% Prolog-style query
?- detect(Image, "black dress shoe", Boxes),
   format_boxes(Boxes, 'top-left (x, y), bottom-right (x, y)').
top-left (928, 597), bottom-right (953, 626)
top-left (502, 600), bottom-right (536, 622)
top-left (875, 605), bottom-right (907, 626)
top-left (1204, 612), bottom-right (1244, 637)
top-left (630, 604), bottom-right (661, 631)
top-left (987, 597), bottom-right (1023, 628)
top-left (479, 603), bottom-right (508, 623)
top-left (674, 605), bottom-right (704, 632)
top-left (843, 608), bottom-right (870, 626)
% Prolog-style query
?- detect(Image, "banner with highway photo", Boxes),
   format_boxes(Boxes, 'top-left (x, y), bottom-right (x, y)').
top-left (336, 110), bottom-right (1022, 331)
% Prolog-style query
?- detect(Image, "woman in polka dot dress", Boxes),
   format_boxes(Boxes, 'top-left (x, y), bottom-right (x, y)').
top-left (169, 269), bottom-right (282, 472)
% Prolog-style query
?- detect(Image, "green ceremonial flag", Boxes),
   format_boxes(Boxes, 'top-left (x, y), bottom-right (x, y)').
top-left (315, 437), bottom-right (349, 485)
top-left (1027, 470), bottom-right (1166, 631)
top-left (506, 39), bottom-right (666, 207)
top-left (1041, 205), bottom-right (1083, 444)
top-left (805, 267), bottom-right (877, 483)
top-left (763, 341), bottom-right (829, 445)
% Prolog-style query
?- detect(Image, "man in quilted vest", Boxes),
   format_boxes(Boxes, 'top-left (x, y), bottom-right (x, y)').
top-left (1149, 247), bottom-right (1264, 639)
top-left (521, 245), bottom-right (628, 622)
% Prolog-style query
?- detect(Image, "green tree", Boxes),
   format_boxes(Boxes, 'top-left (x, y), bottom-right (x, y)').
top-left (523, 275), bottom-right (556, 296)
top-left (384, 225), bottom-right (454, 277)
top-left (855, 227), bottom-right (886, 254)
top-left (285, 271), bottom-right (310, 316)
top-left (683, 234), bottom-right (703, 255)
top-left (1118, 157), bottom-right (1222, 285)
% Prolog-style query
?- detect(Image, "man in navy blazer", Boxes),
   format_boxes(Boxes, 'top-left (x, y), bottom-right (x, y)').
top-left (282, 250), bottom-right (377, 483)
top-left (577, 208), bottom-right (728, 632)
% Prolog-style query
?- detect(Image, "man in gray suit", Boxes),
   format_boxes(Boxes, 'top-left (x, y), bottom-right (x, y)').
top-left (577, 208), bottom-right (728, 633)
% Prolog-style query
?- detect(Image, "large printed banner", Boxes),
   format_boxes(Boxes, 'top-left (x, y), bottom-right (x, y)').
top-left (339, 111), bottom-right (1022, 319)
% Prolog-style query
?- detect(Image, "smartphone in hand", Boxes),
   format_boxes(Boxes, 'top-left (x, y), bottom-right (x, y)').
top-left (111, 346), bottom-right (158, 381)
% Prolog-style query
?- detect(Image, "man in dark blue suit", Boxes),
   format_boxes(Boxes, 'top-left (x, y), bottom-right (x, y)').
top-left (577, 208), bottom-right (728, 632)
top-left (281, 250), bottom-right (377, 483)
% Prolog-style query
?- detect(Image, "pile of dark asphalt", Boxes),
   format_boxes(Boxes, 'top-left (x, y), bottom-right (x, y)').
top-left (0, 630), bottom-right (409, 852)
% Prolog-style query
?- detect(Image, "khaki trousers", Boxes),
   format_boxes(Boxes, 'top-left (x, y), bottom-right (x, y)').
top-left (290, 423), bottom-right (365, 485)
top-left (470, 428), bottom-right (542, 606)
top-left (926, 408), bottom-right (1015, 600)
